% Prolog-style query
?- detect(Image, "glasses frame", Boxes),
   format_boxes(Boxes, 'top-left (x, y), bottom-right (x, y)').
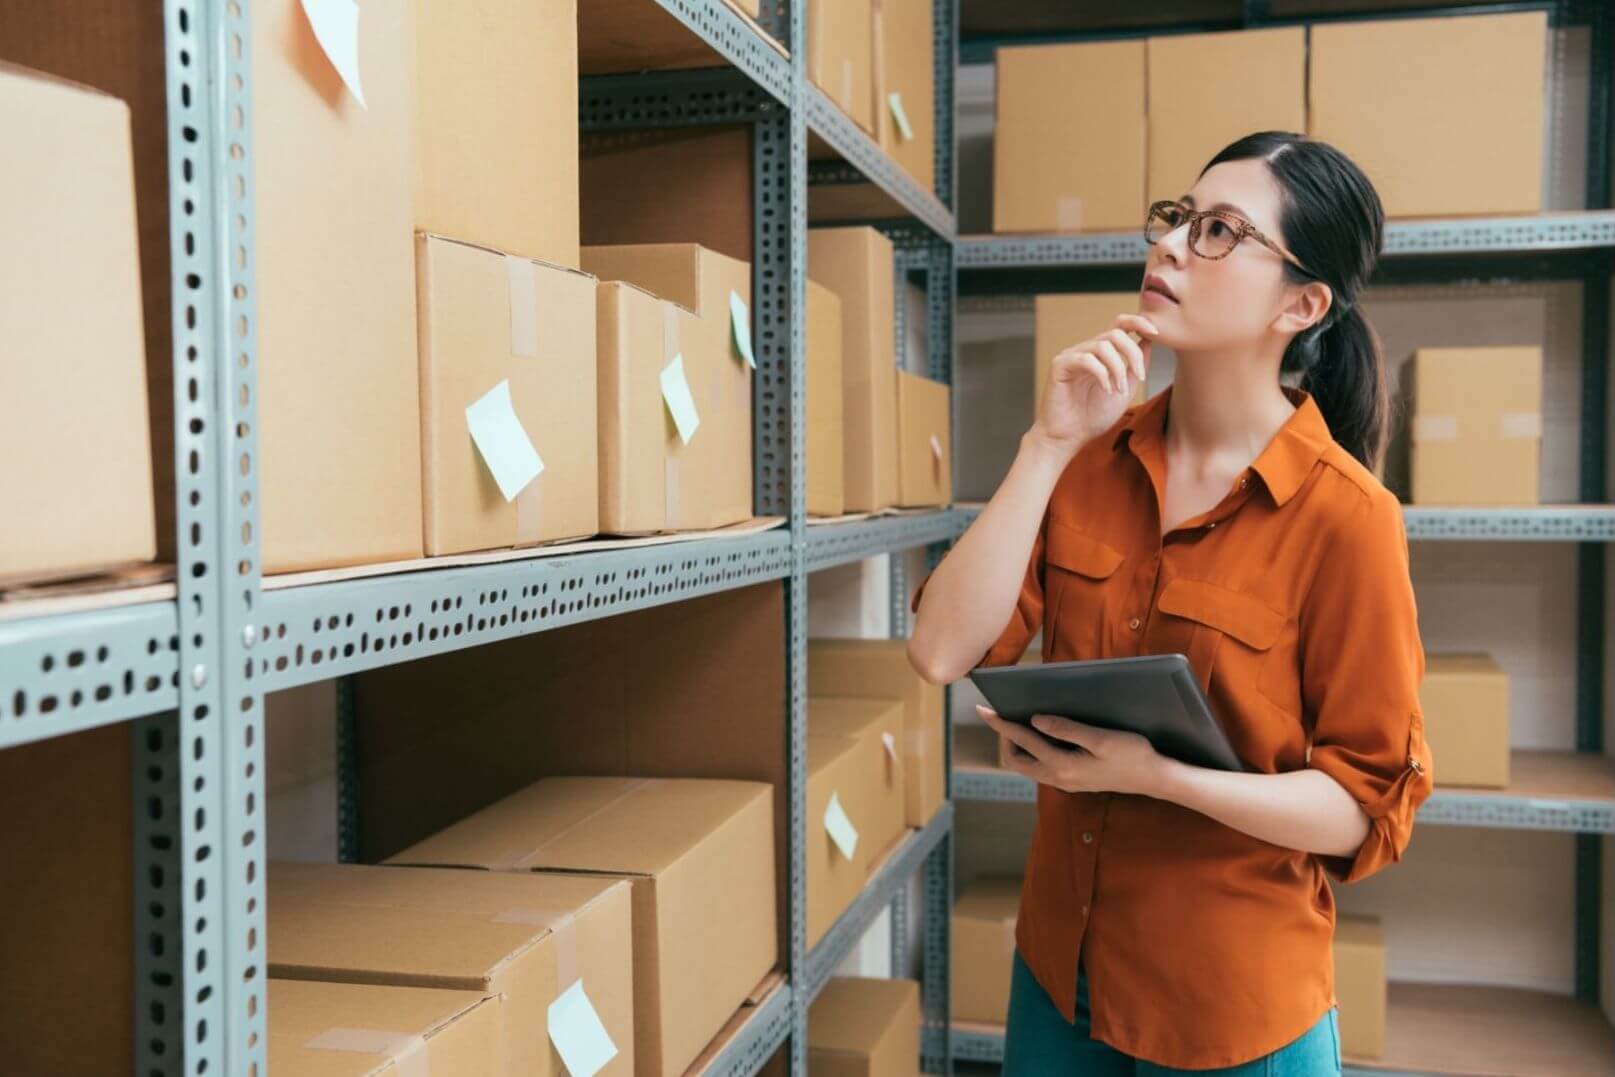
top-left (1145, 200), bottom-right (1312, 275)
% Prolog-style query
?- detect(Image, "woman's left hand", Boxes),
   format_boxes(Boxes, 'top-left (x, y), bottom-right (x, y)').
top-left (976, 704), bottom-right (1175, 798)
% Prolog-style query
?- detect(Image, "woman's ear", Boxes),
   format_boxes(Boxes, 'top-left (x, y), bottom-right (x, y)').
top-left (1273, 281), bottom-right (1333, 336)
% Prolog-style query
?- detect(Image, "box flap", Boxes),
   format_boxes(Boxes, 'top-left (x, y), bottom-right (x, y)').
top-left (809, 697), bottom-right (901, 744)
top-left (807, 976), bottom-right (920, 1054)
top-left (419, 232), bottom-right (597, 283)
top-left (955, 876), bottom-right (1022, 922)
top-left (1334, 914), bottom-right (1384, 949)
top-left (1424, 653), bottom-right (1504, 677)
top-left (267, 978), bottom-right (498, 1075)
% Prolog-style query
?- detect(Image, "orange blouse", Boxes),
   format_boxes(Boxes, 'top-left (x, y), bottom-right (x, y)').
top-left (941, 386), bottom-right (1433, 1068)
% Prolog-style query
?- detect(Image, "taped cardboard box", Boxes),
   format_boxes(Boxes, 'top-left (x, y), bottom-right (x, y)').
top-left (874, 0), bottom-right (934, 193)
top-left (807, 734), bottom-right (874, 950)
top-left (809, 0), bottom-right (875, 135)
top-left (1420, 654), bottom-right (1509, 789)
top-left (268, 979), bottom-right (503, 1076)
top-left (808, 976), bottom-right (921, 1077)
top-left (254, 0), bottom-right (423, 572)
top-left (390, 777), bottom-right (777, 1077)
top-left (1333, 915), bottom-right (1386, 1060)
top-left (597, 281), bottom-right (673, 534)
top-left (1398, 347), bottom-right (1542, 506)
top-left (1033, 293), bottom-right (1147, 410)
top-left (808, 280), bottom-right (847, 517)
top-left (896, 371), bottom-right (951, 508)
top-left (809, 228), bottom-right (898, 512)
top-left (0, 64), bottom-right (155, 583)
top-left (1310, 12), bottom-right (1546, 218)
top-left (951, 876), bottom-right (1020, 1024)
top-left (414, 0), bottom-right (578, 267)
top-left (993, 41), bottom-right (1145, 233)
top-left (580, 126), bottom-right (752, 264)
top-left (268, 861), bottom-right (634, 1077)
top-left (807, 638), bottom-right (945, 828)
top-left (1146, 29), bottom-right (1305, 207)
top-left (811, 698), bottom-right (907, 872)
top-left (417, 235), bottom-right (598, 555)
top-left (583, 243), bottom-right (755, 531)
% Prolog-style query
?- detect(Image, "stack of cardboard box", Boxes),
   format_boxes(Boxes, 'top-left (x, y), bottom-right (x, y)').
top-left (951, 876), bottom-right (1021, 1026)
top-left (1394, 347), bottom-right (1543, 507)
top-left (808, 976), bottom-right (922, 1076)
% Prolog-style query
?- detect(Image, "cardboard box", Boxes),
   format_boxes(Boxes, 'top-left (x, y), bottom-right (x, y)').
top-left (951, 876), bottom-right (1020, 1024)
top-left (807, 734), bottom-right (874, 949)
top-left (1033, 294), bottom-right (1147, 410)
top-left (1309, 13), bottom-right (1546, 217)
top-left (808, 638), bottom-right (945, 828)
top-left (1420, 654), bottom-right (1510, 789)
top-left (809, 0), bottom-right (875, 135)
top-left (809, 228), bottom-right (898, 512)
top-left (1146, 29), bottom-right (1305, 207)
top-left (896, 372), bottom-right (951, 508)
top-left (994, 41), bottom-right (1146, 233)
top-left (583, 243), bottom-right (755, 531)
top-left (390, 778), bottom-right (778, 1077)
top-left (0, 64), bottom-right (155, 582)
top-left (578, 0), bottom-right (771, 77)
top-left (875, 0), bottom-right (934, 193)
top-left (268, 979), bottom-right (503, 1075)
top-left (597, 281), bottom-right (674, 534)
top-left (1402, 347), bottom-right (1542, 506)
top-left (416, 235), bottom-right (598, 555)
top-left (812, 698), bottom-right (908, 870)
top-left (580, 126), bottom-right (752, 265)
top-left (1333, 915), bottom-right (1387, 1060)
top-left (414, 0), bottom-right (578, 266)
top-left (268, 861), bottom-right (634, 1077)
top-left (808, 976), bottom-right (921, 1076)
top-left (808, 280), bottom-right (847, 517)
top-left (254, 0), bottom-right (422, 572)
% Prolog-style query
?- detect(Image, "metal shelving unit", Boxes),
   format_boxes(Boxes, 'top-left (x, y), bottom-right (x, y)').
top-left (0, 1), bottom-right (962, 1074)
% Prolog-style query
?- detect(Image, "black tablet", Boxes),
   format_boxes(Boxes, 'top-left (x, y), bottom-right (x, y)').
top-left (968, 654), bottom-right (1246, 772)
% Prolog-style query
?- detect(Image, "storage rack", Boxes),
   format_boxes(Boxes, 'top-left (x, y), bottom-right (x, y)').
top-left (948, 0), bottom-right (1615, 1072)
top-left (0, 1), bottom-right (971, 1074)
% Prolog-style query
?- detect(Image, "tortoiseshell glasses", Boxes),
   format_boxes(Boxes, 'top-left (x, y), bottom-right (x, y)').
top-left (1145, 200), bottom-right (1311, 274)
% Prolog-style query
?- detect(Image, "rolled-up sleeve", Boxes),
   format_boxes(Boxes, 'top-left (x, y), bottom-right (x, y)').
top-left (911, 513), bottom-right (1047, 670)
top-left (1301, 488), bottom-right (1434, 883)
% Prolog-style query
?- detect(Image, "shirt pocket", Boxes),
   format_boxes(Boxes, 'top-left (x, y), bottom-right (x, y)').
top-left (1155, 578), bottom-right (1288, 715)
top-left (1044, 522), bottom-right (1125, 660)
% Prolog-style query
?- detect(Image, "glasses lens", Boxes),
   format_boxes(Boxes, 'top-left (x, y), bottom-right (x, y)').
top-left (1193, 214), bottom-right (1241, 258)
top-left (1145, 203), bottom-right (1184, 244)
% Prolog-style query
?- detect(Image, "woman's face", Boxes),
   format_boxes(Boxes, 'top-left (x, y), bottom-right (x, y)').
top-left (1139, 158), bottom-right (1321, 354)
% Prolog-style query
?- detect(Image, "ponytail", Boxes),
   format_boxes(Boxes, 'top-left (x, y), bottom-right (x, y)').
top-left (1289, 303), bottom-right (1390, 471)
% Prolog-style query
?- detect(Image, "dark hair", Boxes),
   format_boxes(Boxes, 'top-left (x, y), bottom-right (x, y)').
top-left (1200, 132), bottom-right (1389, 471)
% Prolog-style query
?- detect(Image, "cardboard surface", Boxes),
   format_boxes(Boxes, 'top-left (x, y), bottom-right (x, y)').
top-left (583, 243), bottom-right (755, 531)
top-left (268, 978), bottom-right (503, 1076)
top-left (808, 280), bottom-right (848, 517)
top-left (578, 0), bottom-right (780, 77)
top-left (417, 235), bottom-right (598, 554)
top-left (1033, 293), bottom-right (1148, 410)
top-left (994, 41), bottom-right (1146, 233)
top-left (1309, 12), bottom-right (1546, 217)
top-left (414, 0), bottom-right (578, 266)
top-left (0, 64), bottom-right (155, 582)
top-left (1421, 654), bottom-right (1510, 789)
top-left (808, 976), bottom-right (921, 1077)
top-left (580, 126), bottom-right (752, 264)
top-left (809, 228), bottom-right (899, 513)
top-left (811, 698), bottom-right (908, 870)
top-left (1146, 29), bottom-right (1305, 206)
top-left (896, 372), bottom-right (952, 508)
top-left (874, 0), bottom-right (934, 193)
top-left (808, 0), bottom-right (875, 134)
top-left (253, 0), bottom-right (423, 571)
top-left (951, 876), bottom-right (1020, 1025)
top-left (390, 778), bottom-right (777, 1077)
top-left (808, 638), bottom-right (946, 827)
top-left (807, 735), bottom-right (872, 949)
top-left (1334, 915), bottom-right (1387, 1060)
top-left (597, 281), bottom-right (674, 534)
top-left (1399, 347), bottom-right (1542, 506)
top-left (268, 861), bottom-right (634, 1077)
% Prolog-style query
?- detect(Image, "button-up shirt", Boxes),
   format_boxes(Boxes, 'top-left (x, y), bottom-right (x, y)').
top-left (935, 386), bottom-right (1433, 1068)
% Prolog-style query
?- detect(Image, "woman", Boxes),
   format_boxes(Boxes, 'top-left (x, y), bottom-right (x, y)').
top-left (909, 131), bottom-right (1434, 1074)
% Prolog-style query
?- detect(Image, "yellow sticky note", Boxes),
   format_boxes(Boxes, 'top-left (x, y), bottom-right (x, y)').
top-left (660, 354), bottom-right (701, 445)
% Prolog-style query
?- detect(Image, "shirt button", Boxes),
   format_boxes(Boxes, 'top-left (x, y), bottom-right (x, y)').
top-left (1082, 831), bottom-right (1095, 844)
top-left (1081, 904), bottom-right (1090, 916)
top-left (1128, 617), bottom-right (1141, 631)
top-left (1239, 476), bottom-right (1248, 488)
top-left (1208, 521), bottom-right (1217, 529)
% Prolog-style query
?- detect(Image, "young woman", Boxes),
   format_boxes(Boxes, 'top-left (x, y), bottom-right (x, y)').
top-left (909, 132), bottom-right (1434, 1074)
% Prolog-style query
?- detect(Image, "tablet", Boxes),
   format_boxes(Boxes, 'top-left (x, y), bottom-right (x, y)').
top-left (968, 654), bottom-right (1246, 772)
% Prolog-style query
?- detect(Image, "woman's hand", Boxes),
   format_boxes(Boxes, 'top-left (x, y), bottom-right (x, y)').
top-left (976, 704), bottom-right (1175, 797)
top-left (1031, 313), bottom-right (1158, 452)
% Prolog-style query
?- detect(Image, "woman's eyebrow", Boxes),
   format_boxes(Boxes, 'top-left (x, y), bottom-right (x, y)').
top-left (1181, 194), bottom-right (1252, 219)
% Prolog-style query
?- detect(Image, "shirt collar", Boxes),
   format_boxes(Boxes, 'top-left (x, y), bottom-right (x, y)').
top-left (1111, 385), bottom-right (1332, 507)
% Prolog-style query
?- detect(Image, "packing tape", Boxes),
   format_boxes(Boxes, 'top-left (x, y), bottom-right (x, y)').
top-left (661, 304), bottom-right (684, 533)
top-left (498, 779), bottom-right (662, 872)
top-left (495, 907), bottom-right (579, 987)
top-left (903, 727), bottom-right (935, 753)
top-left (1056, 196), bottom-right (1083, 232)
top-left (304, 1028), bottom-right (430, 1077)
top-left (515, 481), bottom-right (544, 546)
top-left (840, 59), bottom-right (853, 112)
top-left (1501, 411), bottom-right (1542, 439)
top-left (507, 255), bottom-right (539, 359)
top-left (1411, 415), bottom-right (1458, 442)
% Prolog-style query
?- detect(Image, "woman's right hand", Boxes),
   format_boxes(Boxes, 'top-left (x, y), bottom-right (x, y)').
top-left (1031, 313), bottom-right (1158, 452)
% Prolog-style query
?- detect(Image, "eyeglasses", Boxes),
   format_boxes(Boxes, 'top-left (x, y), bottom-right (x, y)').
top-left (1145, 200), bottom-right (1311, 274)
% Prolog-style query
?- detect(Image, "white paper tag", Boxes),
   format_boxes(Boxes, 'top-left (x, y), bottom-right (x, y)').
top-left (548, 980), bottom-right (618, 1077)
top-left (824, 791), bottom-right (859, 860)
top-left (466, 379), bottom-right (543, 502)
top-left (660, 354), bottom-right (701, 445)
top-left (729, 291), bottom-right (757, 369)
top-left (929, 434), bottom-right (943, 460)
top-left (881, 731), bottom-right (900, 767)
top-left (299, 0), bottom-right (366, 107)
top-left (888, 92), bottom-right (915, 141)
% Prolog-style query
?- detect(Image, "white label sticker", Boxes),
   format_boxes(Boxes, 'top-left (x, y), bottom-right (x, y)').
top-left (548, 980), bottom-right (619, 1077)
top-left (729, 291), bottom-right (757, 369)
top-left (881, 731), bottom-right (900, 767)
top-left (660, 354), bottom-right (701, 445)
top-left (299, 0), bottom-right (366, 107)
top-left (465, 380), bottom-right (543, 502)
top-left (824, 791), bottom-right (859, 860)
top-left (888, 92), bottom-right (915, 141)
top-left (929, 434), bottom-right (943, 460)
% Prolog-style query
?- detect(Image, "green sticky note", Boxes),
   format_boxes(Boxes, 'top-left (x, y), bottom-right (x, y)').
top-left (729, 290), bottom-right (756, 369)
top-left (888, 92), bottom-right (914, 141)
top-left (824, 791), bottom-right (859, 860)
top-left (548, 980), bottom-right (618, 1077)
top-left (660, 354), bottom-right (701, 445)
top-left (465, 379), bottom-right (543, 502)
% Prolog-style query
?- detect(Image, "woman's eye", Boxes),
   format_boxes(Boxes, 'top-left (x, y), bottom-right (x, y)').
top-left (1207, 219), bottom-right (1231, 238)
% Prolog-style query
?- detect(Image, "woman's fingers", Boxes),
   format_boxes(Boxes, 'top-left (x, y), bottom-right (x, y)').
top-left (977, 705), bottom-right (1056, 763)
top-left (1113, 313), bottom-right (1160, 339)
top-left (1052, 348), bottom-right (1113, 394)
top-left (1103, 328), bottom-right (1148, 382)
top-left (1092, 340), bottom-right (1131, 395)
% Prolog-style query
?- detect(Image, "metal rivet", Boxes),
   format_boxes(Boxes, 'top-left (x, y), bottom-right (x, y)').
top-left (191, 665), bottom-right (207, 689)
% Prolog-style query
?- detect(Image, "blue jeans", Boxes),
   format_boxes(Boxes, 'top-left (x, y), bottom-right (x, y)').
top-left (1002, 953), bottom-right (1342, 1076)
